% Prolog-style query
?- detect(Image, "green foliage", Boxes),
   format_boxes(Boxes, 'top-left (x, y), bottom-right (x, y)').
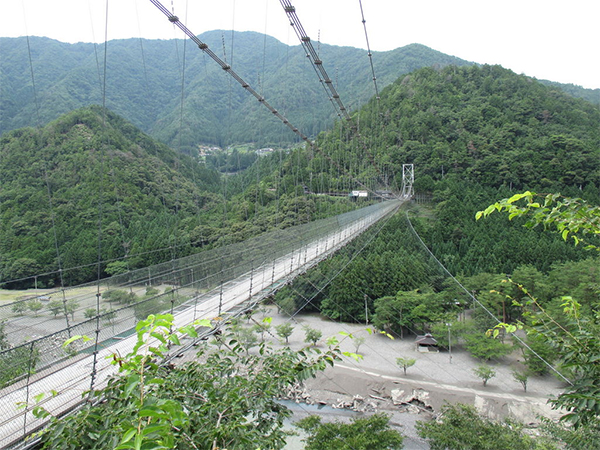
top-left (65, 300), bottom-right (79, 320)
top-left (0, 105), bottom-right (369, 290)
top-left (0, 106), bottom-right (222, 287)
top-left (540, 418), bottom-right (600, 450)
top-left (144, 286), bottom-right (160, 297)
top-left (352, 335), bottom-right (366, 353)
top-left (275, 322), bottom-right (294, 345)
top-left (463, 332), bottom-right (513, 361)
top-left (415, 183), bottom-right (592, 277)
top-left (133, 296), bottom-right (166, 321)
top-left (38, 313), bottom-right (344, 449)
top-left (103, 290), bottom-right (138, 305)
top-left (416, 403), bottom-right (557, 450)
top-left (11, 301), bottom-right (27, 315)
top-left (0, 321), bottom-right (7, 350)
top-left (430, 321), bottom-right (463, 349)
top-left (276, 296), bottom-right (298, 316)
top-left (0, 344), bottom-right (39, 389)
top-left (1, 35), bottom-right (472, 150)
top-left (519, 333), bottom-right (556, 375)
top-left (303, 326), bottom-right (322, 346)
top-left (477, 191), bottom-right (600, 251)
top-left (27, 299), bottom-right (43, 317)
top-left (296, 413), bottom-right (404, 450)
top-left (356, 64), bottom-right (600, 191)
top-left (105, 261), bottom-right (129, 276)
top-left (473, 364), bottom-right (496, 386)
top-left (235, 326), bottom-right (259, 354)
top-left (282, 213), bottom-right (435, 323)
top-left (46, 299), bottom-right (65, 318)
top-left (101, 308), bottom-right (117, 325)
top-left (253, 316), bottom-right (272, 342)
top-left (374, 289), bottom-right (444, 337)
top-left (396, 357), bottom-right (416, 375)
top-left (512, 369), bottom-right (530, 392)
top-left (479, 193), bottom-right (600, 428)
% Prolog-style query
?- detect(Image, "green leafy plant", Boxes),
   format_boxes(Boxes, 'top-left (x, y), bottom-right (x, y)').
top-left (36, 313), bottom-right (344, 449)
top-left (479, 192), bottom-right (600, 430)
top-left (275, 322), bottom-right (294, 345)
top-left (11, 302), bottom-right (27, 316)
top-left (46, 299), bottom-right (65, 318)
top-left (473, 364), bottom-right (496, 386)
top-left (396, 357), bottom-right (416, 375)
top-left (476, 191), bottom-right (600, 252)
top-left (512, 369), bottom-right (530, 392)
top-left (416, 403), bottom-right (556, 450)
top-left (28, 300), bottom-right (44, 317)
top-left (296, 413), bottom-right (403, 450)
top-left (303, 326), bottom-right (322, 347)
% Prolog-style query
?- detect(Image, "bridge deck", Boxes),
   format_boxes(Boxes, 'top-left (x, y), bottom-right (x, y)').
top-left (0, 200), bottom-right (402, 449)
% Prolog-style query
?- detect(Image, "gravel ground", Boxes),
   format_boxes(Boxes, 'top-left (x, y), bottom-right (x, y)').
top-left (247, 305), bottom-right (566, 449)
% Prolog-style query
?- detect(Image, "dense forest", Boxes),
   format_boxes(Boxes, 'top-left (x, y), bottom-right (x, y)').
top-left (321, 64), bottom-right (600, 191)
top-left (274, 63), bottom-right (600, 316)
top-left (0, 105), bottom-right (369, 287)
top-left (0, 33), bottom-right (472, 152)
top-left (2, 32), bottom-right (598, 152)
top-left (2, 64), bottom-right (598, 289)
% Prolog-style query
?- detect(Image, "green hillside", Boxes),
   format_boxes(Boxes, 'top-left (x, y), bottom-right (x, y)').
top-left (0, 105), bottom-right (362, 288)
top-left (3, 32), bottom-right (598, 156)
top-left (0, 33), bottom-right (473, 151)
top-left (2, 64), bottom-right (598, 288)
top-left (324, 64), bottom-right (600, 192)
top-left (0, 106), bottom-right (222, 286)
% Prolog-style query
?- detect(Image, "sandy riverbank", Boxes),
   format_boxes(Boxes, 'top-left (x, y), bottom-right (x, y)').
top-left (253, 305), bottom-right (565, 448)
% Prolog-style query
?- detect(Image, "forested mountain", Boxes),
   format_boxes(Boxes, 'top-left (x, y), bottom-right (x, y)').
top-left (273, 64), bottom-right (600, 370)
top-left (0, 32), bottom-right (471, 152)
top-left (0, 106), bottom-right (223, 286)
top-left (0, 105), bottom-right (362, 288)
top-left (2, 64), bottom-right (599, 288)
top-left (321, 64), bottom-right (600, 192)
top-left (539, 79), bottom-right (600, 106)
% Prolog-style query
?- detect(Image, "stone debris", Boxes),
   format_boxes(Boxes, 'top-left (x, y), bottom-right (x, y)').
top-left (391, 388), bottom-right (434, 414)
top-left (331, 395), bottom-right (378, 412)
top-left (281, 384), bottom-right (378, 412)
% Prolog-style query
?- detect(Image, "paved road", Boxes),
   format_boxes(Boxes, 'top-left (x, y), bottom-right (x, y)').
top-left (0, 200), bottom-right (401, 448)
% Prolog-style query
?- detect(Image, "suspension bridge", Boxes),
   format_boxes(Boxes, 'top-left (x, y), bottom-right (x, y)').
top-left (0, 0), bottom-right (416, 446)
top-left (0, 200), bottom-right (404, 448)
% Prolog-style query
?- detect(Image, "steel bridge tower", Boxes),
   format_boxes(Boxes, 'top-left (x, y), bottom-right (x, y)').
top-left (401, 164), bottom-right (414, 198)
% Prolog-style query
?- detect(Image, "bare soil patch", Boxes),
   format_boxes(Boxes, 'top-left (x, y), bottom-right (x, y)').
top-left (249, 305), bottom-right (565, 448)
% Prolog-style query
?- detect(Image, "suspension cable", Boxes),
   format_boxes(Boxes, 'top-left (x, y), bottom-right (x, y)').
top-left (148, 0), bottom-right (312, 145)
top-left (358, 0), bottom-right (380, 101)
top-left (278, 0), bottom-right (351, 122)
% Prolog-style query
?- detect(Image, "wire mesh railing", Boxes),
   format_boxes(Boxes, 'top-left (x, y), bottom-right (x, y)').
top-left (0, 199), bottom-right (401, 449)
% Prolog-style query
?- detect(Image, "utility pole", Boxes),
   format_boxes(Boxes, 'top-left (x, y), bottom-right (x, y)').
top-left (446, 322), bottom-right (452, 364)
top-left (364, 294), bottom-right (369, 325)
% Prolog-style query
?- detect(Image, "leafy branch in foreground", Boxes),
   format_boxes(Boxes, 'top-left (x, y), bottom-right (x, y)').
top-left (37, 313), bottom-right (345, 450)
top-left (479, 192), bottom-right (600, 433)
top-left (476, 191), bottom-right (600, 251)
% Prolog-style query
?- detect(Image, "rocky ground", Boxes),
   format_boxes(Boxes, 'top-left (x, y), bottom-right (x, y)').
top-left (254, 305), bottom-right (565, 449)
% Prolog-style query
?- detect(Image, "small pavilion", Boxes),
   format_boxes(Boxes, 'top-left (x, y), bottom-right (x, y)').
top-left (415, 333), bottom-right (439, 353)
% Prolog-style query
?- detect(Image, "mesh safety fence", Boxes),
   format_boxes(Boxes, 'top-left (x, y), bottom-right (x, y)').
top-left (0, 199), bottom-right (401, 449)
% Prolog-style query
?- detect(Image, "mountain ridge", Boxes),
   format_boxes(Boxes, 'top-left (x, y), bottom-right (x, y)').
top-left (0, 33), bottom-right (471, 150)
